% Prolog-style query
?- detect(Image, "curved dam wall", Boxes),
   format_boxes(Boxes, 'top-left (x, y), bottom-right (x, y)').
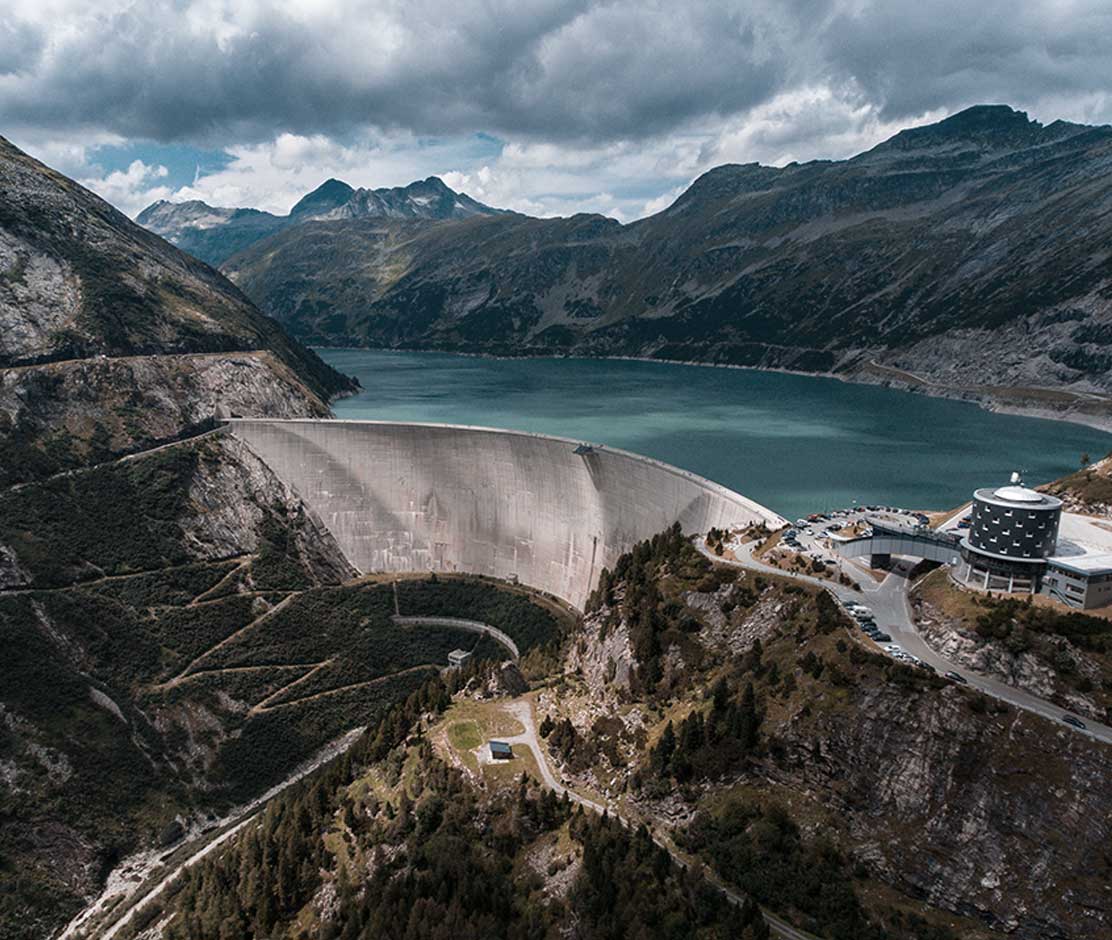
top-left (226, 419), bottom-right (786, 609)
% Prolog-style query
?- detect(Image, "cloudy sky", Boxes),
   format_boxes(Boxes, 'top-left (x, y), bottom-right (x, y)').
top-left (3, 0), bottom-right (1111, 221)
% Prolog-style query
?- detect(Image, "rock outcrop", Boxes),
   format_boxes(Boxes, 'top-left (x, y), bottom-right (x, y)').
top-left (0, 134), bottom-right (356, 485)
top-left (558, 558), bottom-right (1112, 939)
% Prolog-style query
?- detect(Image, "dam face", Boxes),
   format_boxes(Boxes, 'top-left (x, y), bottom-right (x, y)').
top-left (227, 419), bottom-right (786, 609)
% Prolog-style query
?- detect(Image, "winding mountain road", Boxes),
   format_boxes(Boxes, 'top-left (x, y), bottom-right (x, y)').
top-left (702, 539), bottom-right (1112, 744)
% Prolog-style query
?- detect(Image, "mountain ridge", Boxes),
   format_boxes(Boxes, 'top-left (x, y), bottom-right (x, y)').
top-left (210, 104), bottom-right (1112, 429)
top-left (137, 174), bottom-right (506, 266)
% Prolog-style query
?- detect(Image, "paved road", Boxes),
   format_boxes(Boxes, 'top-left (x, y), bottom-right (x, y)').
top-left (4, 425), bottom-right (228, 496)
top-left (865, 358), bottom-right (1112, 404)
top-left (1, 350), bottom-right (260, 377)
top-left (503, 700), bottom-right (818, 940)
top-left (392, 614), bottom-right (520, 660)
top-left (707, 538), bottom-right (1112, 745)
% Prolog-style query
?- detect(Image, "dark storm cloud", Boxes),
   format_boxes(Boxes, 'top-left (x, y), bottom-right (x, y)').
top-left (2, 0), bottom-right (1111, 147)
top-left (821, 0), bottom-right (1112, 121)
top-left (0, 19), bottom-right (44, 76)
top-left (0, 0), bottom-right (822, 144)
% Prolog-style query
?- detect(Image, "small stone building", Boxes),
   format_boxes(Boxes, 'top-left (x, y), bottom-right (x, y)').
top-left (488, 740), bottom-right (513, 760)
top-left (448, 649), bottom-right (472, 668)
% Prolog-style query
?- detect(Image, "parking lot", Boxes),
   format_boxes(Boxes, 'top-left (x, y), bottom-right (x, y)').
top-left (718, 506), bottom-right (1112, 741)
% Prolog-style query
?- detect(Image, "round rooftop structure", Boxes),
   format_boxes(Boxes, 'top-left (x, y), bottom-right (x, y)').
top-left (992, 484), bottom-right (1045, 504)
top-left (972, 485), bottom-right (1063, 513)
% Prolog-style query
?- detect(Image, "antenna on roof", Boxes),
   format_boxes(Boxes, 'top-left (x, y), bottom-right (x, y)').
top-left (1010, 470), bottom-right (1022, 485)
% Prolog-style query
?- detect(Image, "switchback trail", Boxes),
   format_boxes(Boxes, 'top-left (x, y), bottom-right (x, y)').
top-left (154, 593), bottom-right (299, 691)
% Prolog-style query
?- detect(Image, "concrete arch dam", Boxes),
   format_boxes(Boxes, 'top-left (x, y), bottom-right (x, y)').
top-left (226, 419), bottom-right (786, 610)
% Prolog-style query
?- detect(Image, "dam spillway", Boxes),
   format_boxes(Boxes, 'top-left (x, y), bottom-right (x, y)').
top-left (226, 419), bottom-right (786, 609)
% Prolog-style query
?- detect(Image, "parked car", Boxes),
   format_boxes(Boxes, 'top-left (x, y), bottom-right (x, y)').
top-left (874, 632), bottom-right (892, 643)
top-left (944, 671), bottom-right (967, 684)
top-left (1062, 714), bottom-right (1087, 730)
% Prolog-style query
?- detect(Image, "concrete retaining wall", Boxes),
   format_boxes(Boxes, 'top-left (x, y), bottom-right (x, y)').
top-left (226, 419), bottom-right (786, 609)
top-left (391, 615), bottom-right (520, 659)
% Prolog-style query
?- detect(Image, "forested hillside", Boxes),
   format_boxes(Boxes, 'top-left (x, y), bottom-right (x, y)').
top-left (0, 431), bottom-right (568, 939)
top-left (542, 526), bottom-right (1112, 939)
top-left (129, 676), bottom-right (767, 940)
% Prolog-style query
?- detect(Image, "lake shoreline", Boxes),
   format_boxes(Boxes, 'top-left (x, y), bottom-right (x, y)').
top-left (313, 345), bottom-right (1112, 436)
top-left (315, 347), bottom-right (1111, 521)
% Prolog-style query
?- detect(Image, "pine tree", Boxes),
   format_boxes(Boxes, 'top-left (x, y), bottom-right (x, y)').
top-left (653, 721), bottom-right (676, 775)
top-left (739, 682), bottom-right (759, 751)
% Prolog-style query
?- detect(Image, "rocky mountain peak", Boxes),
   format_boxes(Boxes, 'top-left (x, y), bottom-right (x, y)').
top-left (664, 162), bottom-right (787, 213)
top-left (868, 103), bottom-right (1047, 155)
top-left (289, 177), bottom-right (356, 217)
top-left (138, 175), bottom-right (504, 264)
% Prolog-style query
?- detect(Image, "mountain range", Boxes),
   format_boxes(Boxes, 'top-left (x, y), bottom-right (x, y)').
top-left (139, 105), bottom-right (1112, 429)
top-left (137, 175), bottom-right (505, 267)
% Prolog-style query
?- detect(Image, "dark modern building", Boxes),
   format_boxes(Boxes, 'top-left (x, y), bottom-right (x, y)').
top-left (956, 479), bottom-right (1062, 593)
top-left (832, 473), bottom-right (1108, 608)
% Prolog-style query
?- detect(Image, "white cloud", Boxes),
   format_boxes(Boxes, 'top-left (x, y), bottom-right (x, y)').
top-left (54, 89), bottom-right (975, 223)
top-left (80, 159), bottom-right (172, 216)
top-left (7, 0), bottom-right (1112, 223)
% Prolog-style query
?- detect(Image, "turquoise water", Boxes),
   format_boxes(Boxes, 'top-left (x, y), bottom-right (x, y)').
top-left (319, 349), bottom-right (1111, 521)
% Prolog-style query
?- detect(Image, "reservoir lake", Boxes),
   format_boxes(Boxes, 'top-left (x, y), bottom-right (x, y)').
top-left (320, 349), bottom-right (1112, 522)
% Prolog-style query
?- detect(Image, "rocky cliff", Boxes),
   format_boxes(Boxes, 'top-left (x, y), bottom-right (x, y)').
top-left (0, 135), bottom-right (356, 486)
top-left (214, 106), bottom-right (1112, 427)
top-left (539, 538), bottom-right (1112, 939)
top-left (910, 568), bottom-right (1112, 724)
top-left (0, 136), bottom-right (364, 937)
